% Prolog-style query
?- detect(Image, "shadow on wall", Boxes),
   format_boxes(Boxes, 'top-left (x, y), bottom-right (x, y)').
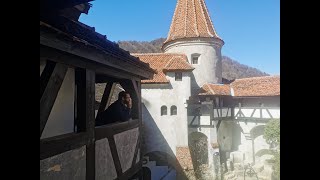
top-left (250, 125), bottom-right (265, 140)
top-left (232, 123), bottom-right (244, 151)
top-left (190, 73), bottom-right (200, 95)
top-left (141, 104), bottom-right (189, 179)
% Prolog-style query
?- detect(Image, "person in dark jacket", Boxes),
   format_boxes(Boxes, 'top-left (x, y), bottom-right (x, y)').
top-left (96, 91), bottom-right (132, 126)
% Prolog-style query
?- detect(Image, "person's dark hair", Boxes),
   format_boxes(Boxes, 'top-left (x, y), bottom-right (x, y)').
top-left (118, 91), bottom-right (130, 100)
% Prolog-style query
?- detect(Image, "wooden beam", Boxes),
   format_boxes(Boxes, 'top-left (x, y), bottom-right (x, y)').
top-left (250, 109), bottom-right (257, 118)
top-left (211, 117), bottom-right (233, 121)
top-left (40, 30), bottom-right (153, 79)
top-left (217, 120), bottom-right (222, 130)
top-left (85, 70), bottom-right (96, 180)
top-left (131, 133), bottom-right (141, 167)
top-left (76, 69), bottom-right (96, 179)
top-left (236, 117), bottom-right (273, 123)
top-left (40, 62), bottom-right (68, 137)
top-left (266, 109), bottom-right (274, 119)
top-left (190, 115), bottom-right (197, 125)
top-left (40, 132), bottom-right (87, 160)
top-left (97, 82), bottom-right (115, 115)
top-left (137, 80), bottom-right (143, 168)
top-left (109, 136), bottom-right (123, 177)
top-left (116, 161), bottom-right (142, 180)
top-left (40, 45), bottom-right (142, 81)
top-left (189, 125), bottom-right (215, 128)
top-left (95, 120), bottom-right (139, 140)
top-left (131, 79), bottom-right (140, 98)
top-left (40, 60), bottom-right (56, 98)
top-left (76, 68), bottom-right (86, 132)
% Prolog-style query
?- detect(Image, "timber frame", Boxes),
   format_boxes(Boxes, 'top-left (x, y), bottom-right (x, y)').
top-left (188, 95), bottom-right (279, 130)
top-left (40, 1), bottom-right (154, 179)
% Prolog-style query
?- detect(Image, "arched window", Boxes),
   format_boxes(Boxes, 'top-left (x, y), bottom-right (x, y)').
top-left (161, 106), bottom-right (167, 116)
top-left (171, 105), bottom-right (177, 115)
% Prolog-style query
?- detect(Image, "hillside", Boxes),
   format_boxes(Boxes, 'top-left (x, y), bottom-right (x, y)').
top-left (117, 38), bottom-right (269, 80)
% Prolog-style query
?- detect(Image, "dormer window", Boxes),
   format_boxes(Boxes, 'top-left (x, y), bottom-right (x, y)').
top-left (175, 72), bottom-right (182, 81)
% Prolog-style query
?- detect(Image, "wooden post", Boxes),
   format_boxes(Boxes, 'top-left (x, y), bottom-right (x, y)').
top-left (75, 69), bottom-right (95, 180)
top-left (97, 82), bottom-right (115, 117)
top-left (40, 62), bottom-right (68, 137)
top-left (85, 69), bottom-right (96, 180)
top-left (132, 80), bottom-right (142, 167)
top-left (260, 103), bottom-right (264, 118)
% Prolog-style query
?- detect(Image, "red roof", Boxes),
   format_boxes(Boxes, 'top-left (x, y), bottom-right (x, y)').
top-left (198, 84), bottom-right (231, 96)
top-left (132, 53), bottom-right (194, 84)
top-left (163, 0), bottom-right (222, 45)
top-left (230, 76), bottom-right (280, 97)
top-left (198, 76), bottom-right (280, 97)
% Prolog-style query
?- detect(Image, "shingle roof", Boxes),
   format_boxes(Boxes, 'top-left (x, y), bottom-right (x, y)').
top-left (230, 76), bottom-right (280, 97)
top-left (198, 76), bottom-right (280, 97)
top-left (40, 15), bottom-right (154, 75)
top-left (163, 0), bottom-right (222, 45)
top-left (198, 84), bottom-right (231, 96)
top-left (132, 53), bottom-right (194, 84)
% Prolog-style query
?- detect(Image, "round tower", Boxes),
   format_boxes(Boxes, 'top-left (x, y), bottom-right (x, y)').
top-left (162, 0), bottom-right (224, 94)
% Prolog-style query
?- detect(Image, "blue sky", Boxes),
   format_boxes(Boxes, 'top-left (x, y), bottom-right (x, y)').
top-left (80, 0), bottom-right (280, 75)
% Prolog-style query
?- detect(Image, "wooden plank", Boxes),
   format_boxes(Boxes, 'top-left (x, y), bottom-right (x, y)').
top-left (40, 62), bottom-right (68, 137)
top-left (85, 70), bottom-right (96, 180)
top-left (40, 45), bottom-right (142, 81)
top-left (40, 132), bottom-right (87, 160)
top-left (108, 136), bottom-right (123, 177)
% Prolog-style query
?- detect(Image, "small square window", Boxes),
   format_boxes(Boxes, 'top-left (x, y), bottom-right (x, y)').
top-left (175, 72), bottom-right (182, 81)
top-left (192, 56), bottom-right (199, 64)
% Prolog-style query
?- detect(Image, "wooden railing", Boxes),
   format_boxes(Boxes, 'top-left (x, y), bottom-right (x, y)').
top-left (234, 107), bottom-right (280, 120)
top-left (188, 105), bottom-right (280, 128)
top-left (95, 119), bottom-right (139, 140)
